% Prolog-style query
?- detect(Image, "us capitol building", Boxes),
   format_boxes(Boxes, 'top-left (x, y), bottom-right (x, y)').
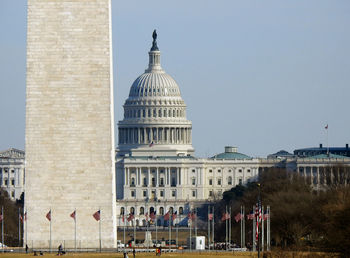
top-left (114, 32), bottom-right (350, 227)
top-left (1, 31), bottom-right (350, 228)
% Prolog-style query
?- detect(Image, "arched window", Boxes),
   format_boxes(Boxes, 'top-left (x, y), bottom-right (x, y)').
top-left (153, 109), bottom-right (156, 117)
top-left (159, 109), bottom-right (162, 117)
top-left (120, 207), bottom-right (125, 215)
top-left (130, 207), bottom-right (135, 215)
top-left (228, 176), bottom-right (232, 185)
top-left (159, 207), bottom-right (164, 215)
top-left (140, 207), bottom-right (144, 215)
top-left (150, 207), bottom-right (155, 214)
top-left (179, 207), bottom-right (183, 215)
top-left (148, 109), bottom-right (151, 117)
top-left (169, 207), bottom-right (174, 213)
top-left (173, 110), bottom-right (175, 117)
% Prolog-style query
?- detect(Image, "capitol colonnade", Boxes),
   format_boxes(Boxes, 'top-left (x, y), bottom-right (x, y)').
top-left (118, 126), bottom-right (192, 145)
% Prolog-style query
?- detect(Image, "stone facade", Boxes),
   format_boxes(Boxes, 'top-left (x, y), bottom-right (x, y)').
top-left (0, 148), bottom-right (25, 200)
top-left (25, 0), bottom-right (116, 248)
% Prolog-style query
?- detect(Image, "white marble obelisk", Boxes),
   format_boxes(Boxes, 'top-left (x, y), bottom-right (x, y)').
top-left (25, 0), bottom-right (116, 248)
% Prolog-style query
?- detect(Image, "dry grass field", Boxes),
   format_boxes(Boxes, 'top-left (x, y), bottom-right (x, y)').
top-left (0, 251), bottom-right (337, 258)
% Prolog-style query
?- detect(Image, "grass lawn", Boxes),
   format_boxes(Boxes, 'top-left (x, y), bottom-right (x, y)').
top-left (0, 251), bottom-right (335, 258)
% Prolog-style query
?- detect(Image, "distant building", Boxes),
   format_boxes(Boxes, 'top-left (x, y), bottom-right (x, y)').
top-left (0, 148), bottom-right (25, 200)
top-left (294, 144), bottom-right (350, 158)
top-left (267, 150), bottom-right (295, 159)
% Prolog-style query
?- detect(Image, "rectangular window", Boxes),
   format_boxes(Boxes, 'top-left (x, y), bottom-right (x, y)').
top-left (131, 190), bottom-right (135, 197)
top-left (239, 179), bottom-right (242, 185)
top-left (192, 190), bottom-right (196, 197)
top-left (192, 178), bottom-right (196, 185)
top-left (11, 179), bottom-right (15, 186)
top-left (192, 169), bottom-right (195, 173)
top-left (4, 180), bottom-right (8, 186)
top-left (218, 169), bottom-right (221, 173)
top-left (217, 179), bottom-right (221, 185)
top-left (172, 190), bottom-right (176, 197)
top-left (209, 179), bottom-right (212, 185)
top-left (239, 169), bottom-right (242, 173)
top-left (160, 190), bottom-right (164, 197)
top-left (209, 191), bottom-right (213, 197)
top-left (143, 190), bottom-right (147, 197)
top-left (209, 169), bottom-right (212, 173)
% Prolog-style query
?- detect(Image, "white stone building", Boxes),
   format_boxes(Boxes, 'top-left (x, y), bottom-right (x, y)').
top-left (0, 148), bottom-right (25, 200)
top-left (115, 32), bottom-right (262, 227)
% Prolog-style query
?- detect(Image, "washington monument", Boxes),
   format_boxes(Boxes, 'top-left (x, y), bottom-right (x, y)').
top-left (25, 0), bottom-right (116, 248)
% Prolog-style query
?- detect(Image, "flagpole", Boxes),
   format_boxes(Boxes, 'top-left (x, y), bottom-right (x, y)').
top-left (2, 206), bottom-right (4, 253)
top-left (123, 215), bottom-right (125, 253)
top-left (243, 206), bottom-right (245, 248)
top-left (208, 206), bottom-right (210, 251)
top-left (168, 208), bottom-right (171, 252)
top-left (189, 210), bottom-right (192, 252)
top-left (240, 206), bottom-right (243, 248)
top-left (212, 206), bottom-right (214, 250)
top-left (225, 206), bottom-right (228, 250)
top-left (18, 208), bottom-right (21, 247)
top-left (74, 209), bottom-right (77, 251)
top-left (49, 208), bottom-right (52, 253)
top-left (133, 214), bottom-right (136, 249)
top-left (262, 206), bottom-right (264, 252)
top-left (267, 205), bottom-right (270, 251)
top-left (195, 207), bottom-right (197, 240)
top-left (155, 211), bottom-right (158, 247)
top-left (326, 124), bottom-right (329, 156)
top-left (252, 205), bottom-right (256, 252)
top-left (229, 206), bottom-right (231, 250)
top-left (25, 210), bottom-right (27, 249)
top-left (99, 209), bottom-right (102, 253)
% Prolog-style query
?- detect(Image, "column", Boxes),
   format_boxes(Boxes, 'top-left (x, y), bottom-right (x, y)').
top-left (148, 167), bottom-right (150, 187)
top-left (156, 128), bottom-right (159, 143)
top-left (156, 167), bottom-right (159, 187)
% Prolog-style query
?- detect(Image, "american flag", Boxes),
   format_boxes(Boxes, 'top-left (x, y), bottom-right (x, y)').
top-left (208, 213), bottom-right (213, 221)
top-left (172, 211), bottom-right (177, 221)
top-left (93, 210), bottom-right (100, 221)
top-left (255, 202), bottom-right (262, 242)
top-left (188, 211), bottom-right (196, 220)
top-left (247, 210), bottom-right (254, 220)
top-left (70, 210), bottom-right (76, 220)
top-left (127, 213), bottom-right (134, 222)
top-left (163, 211), bottom-right (170, 221)
top-left (46, 210), bottom-right (51, 221)
top-left (234, 212), bottom-right (243, 222)
top-left (221, 212), bottom-right (230, 221)
top-left (150, 211), bottom-right (156, 220)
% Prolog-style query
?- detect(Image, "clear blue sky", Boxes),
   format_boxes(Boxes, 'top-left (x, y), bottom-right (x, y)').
top-left (1, 0), bottom-right (349, 157)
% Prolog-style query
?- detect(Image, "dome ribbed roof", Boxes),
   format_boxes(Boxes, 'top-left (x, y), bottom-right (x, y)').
top-left (129, 72), bottom-right (181, 98)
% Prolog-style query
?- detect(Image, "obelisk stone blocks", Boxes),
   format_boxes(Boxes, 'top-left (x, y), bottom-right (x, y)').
top-left (25, 0), bottom-right (116, 248)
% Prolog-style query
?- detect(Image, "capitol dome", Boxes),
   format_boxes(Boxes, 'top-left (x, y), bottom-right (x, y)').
top-left (117, 31), bottom-right (194, 157)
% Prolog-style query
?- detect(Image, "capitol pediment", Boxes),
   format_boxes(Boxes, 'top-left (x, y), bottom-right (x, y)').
top-left (0, 148), bottom-right (25, 159)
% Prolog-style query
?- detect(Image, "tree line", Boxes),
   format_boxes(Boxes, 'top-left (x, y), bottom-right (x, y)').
top-left (210, 167), bottom-right (350, 257)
